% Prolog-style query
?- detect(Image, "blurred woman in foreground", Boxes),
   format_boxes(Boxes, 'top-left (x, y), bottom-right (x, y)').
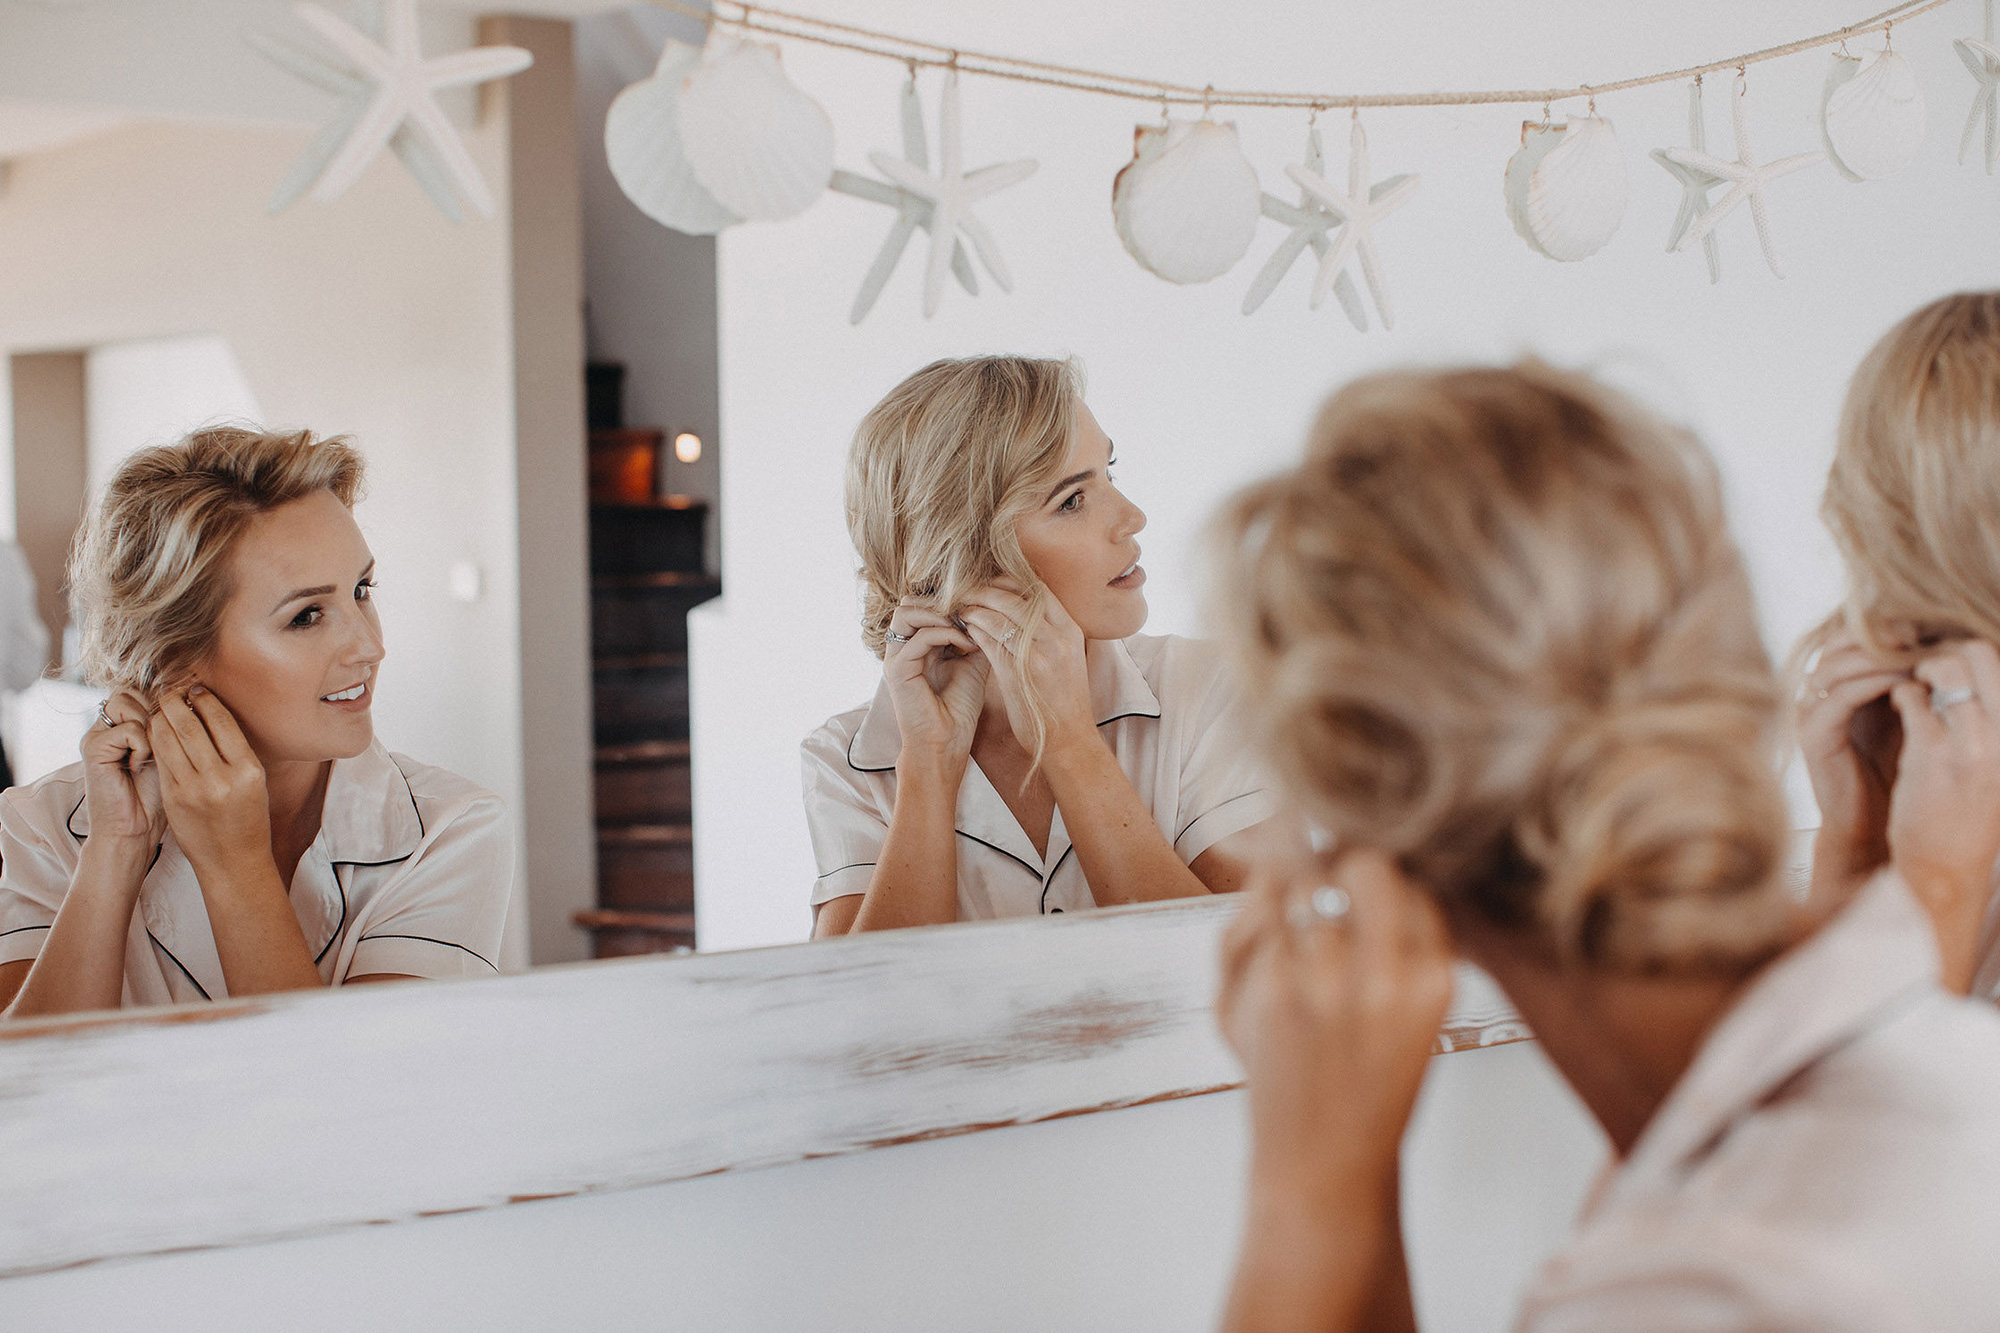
top-left (1213, 364), bottom-right (2000, 1330)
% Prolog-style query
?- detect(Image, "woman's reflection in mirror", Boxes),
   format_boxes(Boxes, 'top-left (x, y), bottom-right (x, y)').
top-left (0, 427), bottom-right (514, 1017)
top-left (805, 356), bottom-right (1292, 935)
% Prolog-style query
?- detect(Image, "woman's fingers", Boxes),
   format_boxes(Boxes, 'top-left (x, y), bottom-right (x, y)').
top-left (102, 690), bottom-right (151, 730)
top-left (1798, 670), bottom-right (1908, 749)
top-left (959, 606), bottom-right (1020, 651)
top-left (889, 625), bottom-right (977, 672)
top-left (154, 694), bottom-right (218, 772)
top-left (186, 688), bottom-right (256, 767)
top-left (147, 716), bottom-right (196, 789)
top-left (959, 585), bottom-right (1032, 622)
top-left (1890, 680), bottom-right (1949, 753)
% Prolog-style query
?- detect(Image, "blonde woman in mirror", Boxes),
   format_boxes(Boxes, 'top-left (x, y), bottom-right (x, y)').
top-left (1800, 291), bottom-right (2000, 998)
top-left (805, 356), bottom-right (1285, 936)
top-left (1213, 365), bottom-right (2000, 1330)
top-left (0, 427), bottom-right (514, 1017)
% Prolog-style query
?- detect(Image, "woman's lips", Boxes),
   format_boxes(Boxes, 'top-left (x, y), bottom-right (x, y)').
top-left (1110, 563), bottom-right (1146, 589)
top-left (320, 681), bottom-right (371, 712)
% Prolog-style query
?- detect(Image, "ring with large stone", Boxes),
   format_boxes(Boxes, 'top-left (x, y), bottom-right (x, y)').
top-left (1286, 885), bottom-right (1352, 931)
top-left (96, 700), bottom-right (114, 729)
top-left (1932, 684), bottom-right (1977, 714)
top-left (885, 630), bottom-right (912, 645)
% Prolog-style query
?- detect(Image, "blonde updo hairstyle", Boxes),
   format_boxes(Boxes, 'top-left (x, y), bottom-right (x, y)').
top-left (1818, 291), bottom-right (2000, 659)
top-left (1215, 363), bottom-right (1794, 974)
top-left (847, 355), bottom-right (1085, 765)
top-left (70, 425), bottom-right (365, 698)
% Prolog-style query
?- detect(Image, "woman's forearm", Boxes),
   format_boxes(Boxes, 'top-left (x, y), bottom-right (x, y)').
top-left (6, 841), bottom-right (150, 1018)
top-left (1042, 728), bottom-right (1210, 906)
top-left (848, 756), bottom-right (966, 933)
top-left (195, 858), bottom-right (326, 995)
top-left (1224, 1177), bottom-right (1409, 1333)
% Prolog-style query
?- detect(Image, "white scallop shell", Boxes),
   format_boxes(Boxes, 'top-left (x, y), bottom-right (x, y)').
top-left (1111, 119), bottom-right (1262, 285)
top-left (604, 40), bottom-right (741, 236)
top-left (1503, 116), bottom-right (1626, 262)
top-left (676, 36), bottom-right (834, 222)
top-left (1822, 50), bottom-right (1926, 181)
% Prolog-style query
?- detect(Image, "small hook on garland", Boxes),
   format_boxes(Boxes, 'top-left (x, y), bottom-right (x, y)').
top-left (1201, 84), bottom-right (1215, 120)
top-left (1883, 19), bottom-right (1894, 51)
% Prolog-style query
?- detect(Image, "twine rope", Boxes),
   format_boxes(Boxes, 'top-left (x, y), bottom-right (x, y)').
top-left (641, 0), bottom-right (1958, 111)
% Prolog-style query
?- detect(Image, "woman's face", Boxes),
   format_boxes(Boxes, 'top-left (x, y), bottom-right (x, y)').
top-left (195, 489), bottom-right (384, 765)
top-left (1015, 400), bottom-right (1148, 640)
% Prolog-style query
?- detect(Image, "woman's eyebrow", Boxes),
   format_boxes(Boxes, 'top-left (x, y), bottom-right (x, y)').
top-left (1043, 469), bottom-right (1096, 505)
top-left (269, 561), bottom-right (375, 615)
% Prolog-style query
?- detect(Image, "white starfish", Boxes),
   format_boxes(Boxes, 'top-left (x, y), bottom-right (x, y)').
top-left (1241, 124), bottom-right (1367, 329)
top-left (1657, 73), bottom-right (1823, 280)
top-left (1284, 118), bottom-right (1421, 331)
top-left (1957, 43), bottom-right (2000, 173)
top-left (279, 0), bottom-right (532, 220)
top-left (1649, 77), bottom-right (1726, 284)
top-left (246, 2), bottom-right (463, 220)
top-left (868, 68), bottom-right (1037, 319)
top-left (828, 79), bottom-right (980, 325)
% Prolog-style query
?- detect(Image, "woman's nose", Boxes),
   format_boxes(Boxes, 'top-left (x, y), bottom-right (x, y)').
top-left (1116, 494), bottom-right (1147, 540)
top-left (345, 611), bottom-right (386, 665)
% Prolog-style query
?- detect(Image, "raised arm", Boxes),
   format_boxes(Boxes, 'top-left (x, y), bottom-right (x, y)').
top-left (5, 694), bottom-right (162, 1019)
top-left (814, 602), bottom-right (989, 936)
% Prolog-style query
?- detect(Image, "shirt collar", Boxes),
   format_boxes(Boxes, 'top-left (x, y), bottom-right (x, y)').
top-left (1607, 869), bottom-right (1938, 1204)
top-left (846, 636), bottom-right (1163, 773)
top-left (66, 740), bottom-right (421, 997)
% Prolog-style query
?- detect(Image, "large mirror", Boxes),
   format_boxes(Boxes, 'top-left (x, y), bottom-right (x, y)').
top-left (0, 0), bottom-right (1987, 997)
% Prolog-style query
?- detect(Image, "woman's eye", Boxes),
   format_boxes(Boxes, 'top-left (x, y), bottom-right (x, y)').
top-left (290, 606), bottom-right (324, 629)
top-left (1058, 490), bottom-right (1084, 513)
top-left (356, 579), bottom-right (376, 602)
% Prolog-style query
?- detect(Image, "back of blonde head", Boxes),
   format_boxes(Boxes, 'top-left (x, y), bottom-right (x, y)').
top-left (1216, 363), bottom-right (1792, 973)
top-left (1822, 291), bottom-right (2000, 656)
top-left (847, 356), bottom-right (1083, 760)
top-left (70, 425), bottom-right (364, 697)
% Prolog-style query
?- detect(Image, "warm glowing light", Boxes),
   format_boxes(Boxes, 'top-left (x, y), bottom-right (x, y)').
top-left (673, 431), bottom-right (702, 463)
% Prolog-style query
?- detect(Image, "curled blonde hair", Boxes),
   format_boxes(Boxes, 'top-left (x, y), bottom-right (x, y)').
top-left (1215, 363), bottom-right (1793, 974)
top-left (1817, 292), bottom-right (2000, 660)
top-left (70, 425), bottom-right (365, 697)
top-left (847, 356), bottom-right (1084, 765)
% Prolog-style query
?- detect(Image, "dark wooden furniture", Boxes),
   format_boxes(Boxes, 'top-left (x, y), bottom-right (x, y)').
top-left (577, 364), bottom-right (719, 956)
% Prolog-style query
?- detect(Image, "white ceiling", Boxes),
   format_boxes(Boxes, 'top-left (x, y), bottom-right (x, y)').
top-left (0, 96), bottom-right (130, 160)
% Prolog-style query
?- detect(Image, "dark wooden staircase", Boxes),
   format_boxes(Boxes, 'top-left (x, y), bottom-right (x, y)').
top-left (576, 363), bottom-right (720, 957)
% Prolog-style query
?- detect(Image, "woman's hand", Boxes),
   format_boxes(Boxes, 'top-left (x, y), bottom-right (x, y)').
top-left (78, 690), bottom-right (166, 851)
top-left (1217, 849), bottom-right (1451, 1333)
top-left (1799, 628), bottom-right (1909, 903)
top-left (1885, 641), bottom-right (2000, 992)
top-left (147, 688), bottom-right (274, 883)
top-left (881, 600), bottom-right (989, 771)
top-left (1219, 848), bottom-right (1454, 1206)
top-left (958, 582), bottom-right (1093, 753)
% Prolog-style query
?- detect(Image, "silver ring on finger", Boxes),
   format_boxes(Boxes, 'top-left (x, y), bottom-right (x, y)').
top-left (96, 700), bottom-right (113, 729)
top-left (1000, 625), bottom-right (1019, 646)
top-left (1932, 685), bottom-right (1977, 714)
top-left (1285, 885), bottom-right (1352, 932)
top-left (885, 630), bottom-right (912, 645)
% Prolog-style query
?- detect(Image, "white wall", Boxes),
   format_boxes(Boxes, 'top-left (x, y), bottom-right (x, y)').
top-left (0, 119), bottom-right (530, 964)
top-left (693, 0), bottom-right (2000, 950)
top-left (0, 1042), bottom-right (1607, 1333)
top-left (84, 335), bottom-right (265, 495)
top-left (573, 3), bottom-right (721, 550)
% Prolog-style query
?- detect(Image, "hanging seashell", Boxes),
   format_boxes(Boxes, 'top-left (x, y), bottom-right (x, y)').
top-left (1112, 119), bottom-right (1262, 285)
top-left (676, 36), bottom-right (835, 222)
top-left (604, 40), bottom-right (742, 236)
top-left (1822, 49), bottom-right (1927, 181)
top-left (1503, 115), bottom-right (1627, 262)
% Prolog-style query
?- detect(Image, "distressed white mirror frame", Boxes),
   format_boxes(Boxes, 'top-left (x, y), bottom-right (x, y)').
top-left (0, 897), bottom-right (1523, 1278)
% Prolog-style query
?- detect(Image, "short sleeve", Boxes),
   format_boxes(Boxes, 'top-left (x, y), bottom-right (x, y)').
top-left (346, 794), bottom-right (513, 981)
top-left (1169, 648), bottom-right (1279, 865)
top-left (0, 784), bottom-right (76, 968)
top-left (801, 728), bottom-right (888, 907)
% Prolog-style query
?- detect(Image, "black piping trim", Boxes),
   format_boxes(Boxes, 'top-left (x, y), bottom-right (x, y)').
top-left (1040, 844), bottom-right (1076, 914)
top-left (355, 933), bottom-right (498, 973)
top-left (1095, 708), bottom-right (1161, 727)
top-left (311, 867), bottom-right (349, 966)
top-left (1174, 790), bottom-right (1269, 849)
top-left (65, 792), bottom-right (86, 840)
top-left (328, 758), bottom-right (427, 867)
top-left (953, 829), bottom-right (1041, 881)
top-left (149, 930), bottom-right (212, 1001)
top-left (815, 861), bottom-right (876, 881)
top-left (0, 924), bottom-right (51, 939)
top-left (845, 728), bottom-right (896, 774)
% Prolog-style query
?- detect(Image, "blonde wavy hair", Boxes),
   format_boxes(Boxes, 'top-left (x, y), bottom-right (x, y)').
top-left (1816, 291), bottom-right (2000, 660)
top-left (1214, 362), bottom-right (1794, 974)
top-left (847, 355), bottom-right (1084, 766)
top-left (70, 425), bottom-right (365, 697)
